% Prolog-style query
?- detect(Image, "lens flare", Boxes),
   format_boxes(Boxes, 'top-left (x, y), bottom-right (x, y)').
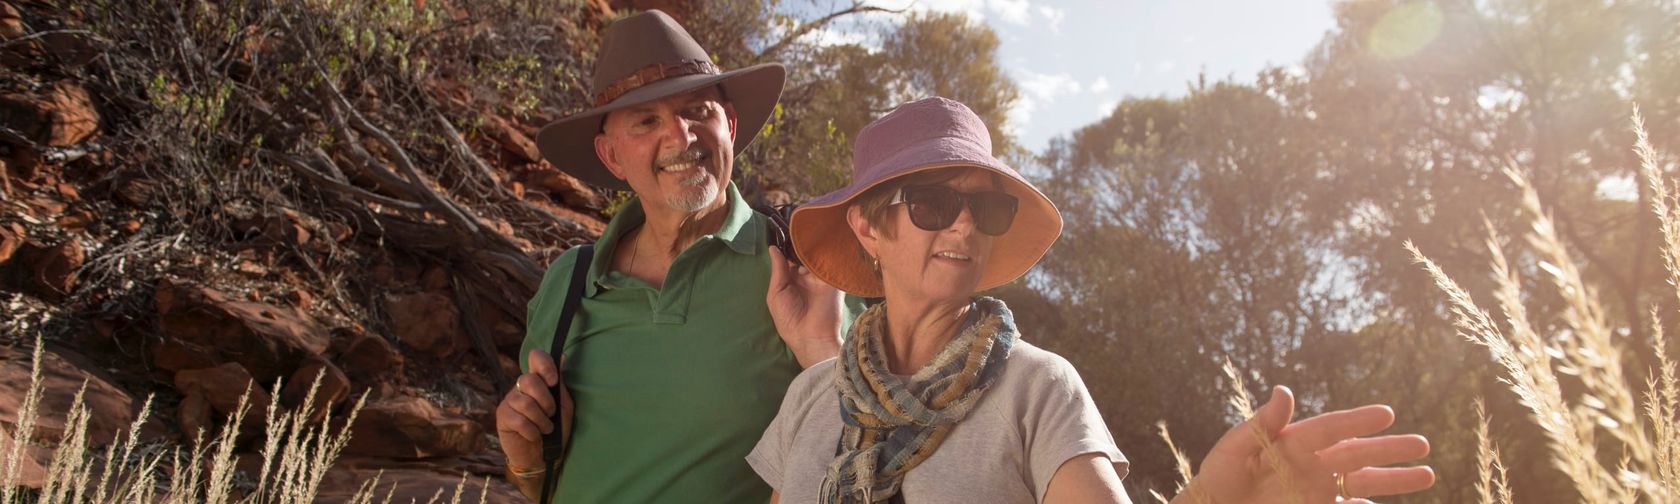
top-left (1367, 1), bottom-right (1445, 61)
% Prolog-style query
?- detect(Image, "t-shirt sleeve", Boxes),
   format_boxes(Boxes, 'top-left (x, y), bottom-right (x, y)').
top-left (748, 359), bottom-right (833, 491)
top-left (1020, 351), bottom-right (1127, 499)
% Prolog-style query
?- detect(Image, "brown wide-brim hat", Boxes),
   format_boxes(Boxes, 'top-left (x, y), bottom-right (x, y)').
top-left (790, 97), bottom-right (1063, 298)
top-left (535, 10), bottom-right (784, 190)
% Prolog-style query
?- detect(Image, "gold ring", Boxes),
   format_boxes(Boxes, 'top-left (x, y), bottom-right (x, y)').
top-left (1336, 472), bottom-right (1350, 500)
top-left (516, 381), bottom-right (523, 392)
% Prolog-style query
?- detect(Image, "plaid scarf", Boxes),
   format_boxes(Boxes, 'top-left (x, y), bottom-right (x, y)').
top-left (819, 296), bottom-right (1017, 503)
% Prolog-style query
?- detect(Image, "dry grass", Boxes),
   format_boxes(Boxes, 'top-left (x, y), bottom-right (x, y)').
top-left (1407, 108), bottom-right (1680, 503)
top-left (0, 336), bottom-right (487, 504)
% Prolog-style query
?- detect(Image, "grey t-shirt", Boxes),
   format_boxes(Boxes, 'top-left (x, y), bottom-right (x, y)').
top-left (747, 340), bottom-right (1128, 503)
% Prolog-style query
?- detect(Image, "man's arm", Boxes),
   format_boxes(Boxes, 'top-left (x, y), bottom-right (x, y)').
top-left (496, 349), bottom-right (572, 502)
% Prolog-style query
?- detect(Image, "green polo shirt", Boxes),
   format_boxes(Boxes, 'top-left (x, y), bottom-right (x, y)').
top-left (521, 183), bottom-right (801, 504)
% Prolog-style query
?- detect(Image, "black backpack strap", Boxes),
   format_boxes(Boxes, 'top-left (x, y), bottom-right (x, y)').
top-left (540, 244), bottom-right (592, 504)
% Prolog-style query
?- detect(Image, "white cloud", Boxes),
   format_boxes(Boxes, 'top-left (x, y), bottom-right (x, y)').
top-left (876, 0), bottom-right (1057, 27)
top-left (1005, 95), bottom-right (1036, 138)
top-left (1090, 77), bottom-right (1110, 94)
top-left (989, 0), bottom-right (1032, 25)
top-left (1156, 60), bottom-right (1178, 73)
top-left (1019, 71), bottom-right (1082, 101)
top-left (1037, 5), bottom-right (1065, 33)
top-left (798, 26), bottom-right (872, 49)
top-left (1096, 99), bottom-right (1118, 117)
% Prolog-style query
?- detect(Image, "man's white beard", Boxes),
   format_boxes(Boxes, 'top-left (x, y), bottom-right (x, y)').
top-left (666, 170), bottom-right (719, 213)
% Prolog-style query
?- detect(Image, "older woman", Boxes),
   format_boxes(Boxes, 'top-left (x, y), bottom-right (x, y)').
top-left (749, 97), bottom-right (1435, 503)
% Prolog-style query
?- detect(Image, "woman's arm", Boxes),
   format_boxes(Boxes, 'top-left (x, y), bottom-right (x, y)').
top-left (1043, 453), bottom-right (1133, 504)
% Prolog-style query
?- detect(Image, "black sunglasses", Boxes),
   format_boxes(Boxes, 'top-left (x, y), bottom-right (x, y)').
top-left (890, 185), bottom-right (1019, 236)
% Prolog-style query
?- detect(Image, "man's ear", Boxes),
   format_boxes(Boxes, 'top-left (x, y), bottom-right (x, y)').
top-left (846, 205), bottom-right (879, 260)
top-left (722, 101), bottom-right (738, 143)
top-left (594, 131), bottom-right (627, 181)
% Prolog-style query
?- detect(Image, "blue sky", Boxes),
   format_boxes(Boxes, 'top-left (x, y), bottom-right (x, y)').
top-left (804, 0), bottom-right (1340, 152)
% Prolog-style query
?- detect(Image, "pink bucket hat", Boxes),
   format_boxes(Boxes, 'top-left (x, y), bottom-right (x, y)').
top-left (789, 97), bottom-right (1063, 297)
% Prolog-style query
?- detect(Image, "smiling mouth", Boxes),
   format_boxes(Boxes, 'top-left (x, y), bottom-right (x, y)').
top-left (934, 251), bottom-right (972, 261)
top-left (656, 148), bottom-right (710, 173)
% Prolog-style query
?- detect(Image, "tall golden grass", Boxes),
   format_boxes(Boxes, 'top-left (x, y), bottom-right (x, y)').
top-left (1149, 109), bottom-right (1678, 503)
top-left (1407, 109), bottom-right (1680, 502)
top-left (0, 338), bottom-right (487, 503)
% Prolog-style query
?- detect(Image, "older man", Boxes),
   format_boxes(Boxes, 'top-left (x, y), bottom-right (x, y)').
top-left (493, 9), bottom-right (843, 504)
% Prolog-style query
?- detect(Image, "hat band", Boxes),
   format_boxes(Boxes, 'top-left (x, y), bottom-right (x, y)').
top-left (592, 58), bottom-right (721, 107)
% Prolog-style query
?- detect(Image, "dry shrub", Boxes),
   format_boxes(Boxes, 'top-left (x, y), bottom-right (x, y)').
top-left (1408, 108), bottom-right (1680, 503)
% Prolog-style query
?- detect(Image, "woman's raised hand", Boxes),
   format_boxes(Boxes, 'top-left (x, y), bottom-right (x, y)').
top-left (1177, 386), bottom-right (1435, 503)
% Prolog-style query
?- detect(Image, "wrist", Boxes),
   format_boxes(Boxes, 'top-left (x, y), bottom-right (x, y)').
top-left (1173, 478), bottom-right (1216, 504)
top-left (506, 462), bottom-right (546, 479)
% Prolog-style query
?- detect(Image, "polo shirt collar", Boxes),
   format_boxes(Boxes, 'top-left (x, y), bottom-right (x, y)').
top-left (585, 182), bottom-right (762, 297)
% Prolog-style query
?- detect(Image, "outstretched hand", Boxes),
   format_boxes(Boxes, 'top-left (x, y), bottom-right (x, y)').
top-left (1180, 386), bottom-right (1435, 503)
top-left (766, 247), bottom-right (842, 368)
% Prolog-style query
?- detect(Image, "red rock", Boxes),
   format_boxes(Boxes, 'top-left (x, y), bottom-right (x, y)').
top-left (0, 346), bottom-right (143, 445)
top-left (234, 259), bottom-right (266, 278)
top-left (55, 209), bottom-right (93, 231)
top-left (177, 390), bottom-right (213, 439)
top-left (174, 362), bottom-right (271, 418)
top-left (154, 279), bottom-right (331, 383)
top-left (8, 239), bottom-right (83, 300)
top-left (0, 223), bottom-right (19, 265)
top-left (342, 395), bottom-right (486, 459)
top-left (119, 219), bottom-right (142, 233)
top-left (339, 332), bottom-right (403, 381)
top-left (285, 289), bottom-right (313, 311)
top-left (0, 429), bottom-right (48, 489)
top-left (384, 291), bottom-right (464, 358)
top-left (0, 3), bottom-right (24, 41)
top-left (0, 81), bottom-right (101, 146)
top-left (279, 357), bottom-right (350, 423)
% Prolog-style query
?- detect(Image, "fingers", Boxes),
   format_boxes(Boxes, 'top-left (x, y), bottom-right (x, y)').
top-left (1207, 386), bottom-right (1295, 459)
top-left (516, 373), bottom-right (556, 415)
top-left (527, 349), bottom-right (561, 387)
top-left (1343, 466), bottom-right (1436, 498)
top-left (1318, 434), bottom-right (1430, 474)
top-left (767, 247), bottom-right (789, 291)
top-left (1255, 386), bottom-right (1296, 437)
top-left (496, 390), bottom-right (553, 443)
top-left (1280, 405), bottom-right (1396, 454)
top-left (497, 409), bottom-right (545, 443)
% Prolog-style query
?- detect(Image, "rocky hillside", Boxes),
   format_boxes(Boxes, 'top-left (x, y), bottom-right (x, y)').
top-left (0, 0), bottom-right (652, 498)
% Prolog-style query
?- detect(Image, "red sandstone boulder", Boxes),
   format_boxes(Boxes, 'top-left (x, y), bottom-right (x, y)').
top-left (342, 395), bottom-right (486, 459)
top-left (385, 291), bottom-right (465, 358)
top-left (153, 279), bottom-right (331, 383)
top-left (6, 238), bottom-right (83, 301)
top-left (279, 356), bottom-right (351, 423)
top-left (337, 332), bottom-right (404, 396)
top-left (0, 346), bottom-right (143, 445)
top-left (0, 429), bottom-right (48, 488)
top-left (173, 362), bottom-right (271, 417)
top-left (0, 81), bottom-right (99, 147)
